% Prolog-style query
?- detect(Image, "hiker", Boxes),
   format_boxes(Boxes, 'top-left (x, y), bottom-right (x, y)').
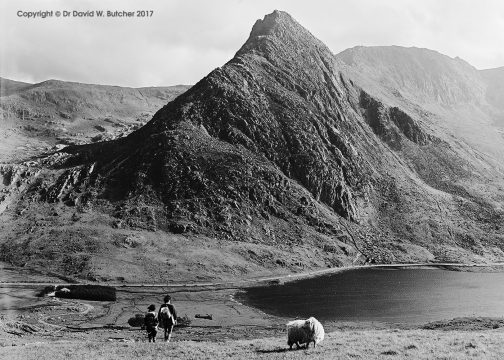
top-left (158, 295), bottom-right (178, 342)
top-left (144, 304), bottom-right (158, 342)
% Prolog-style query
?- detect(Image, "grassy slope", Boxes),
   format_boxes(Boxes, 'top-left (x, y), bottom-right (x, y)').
top-left (0, 78), bottom-right (31, 96)
top-left (2, 329), bottom-right (504, 359)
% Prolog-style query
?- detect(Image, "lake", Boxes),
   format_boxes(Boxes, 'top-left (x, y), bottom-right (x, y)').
top-left (240, 268), bottom-right (504, 324)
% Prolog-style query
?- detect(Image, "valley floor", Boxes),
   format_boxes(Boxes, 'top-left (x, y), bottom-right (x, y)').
top-left (3, 263), bottom-right (504, 359)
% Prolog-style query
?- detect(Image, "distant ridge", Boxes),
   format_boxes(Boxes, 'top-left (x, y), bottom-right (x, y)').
top-left (0, 77), bottom-right (32, 96)
top-left (336, 45), bottom-right (484, 105)
top-left (0, 77), bottom-right (190, 163)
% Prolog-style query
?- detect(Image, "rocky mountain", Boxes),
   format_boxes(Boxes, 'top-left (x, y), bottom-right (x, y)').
top-left (337, 46), bottom-right (485, 106)
top-left (0, 78), bottom-right (189, 162)
top-left (1, 11), bottom-right (503, 282)
top-left (337, 46), bottom-right (504, 161)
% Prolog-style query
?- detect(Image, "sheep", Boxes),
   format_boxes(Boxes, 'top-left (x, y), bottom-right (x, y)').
top-left (286, 317), bottom-right (324, 349)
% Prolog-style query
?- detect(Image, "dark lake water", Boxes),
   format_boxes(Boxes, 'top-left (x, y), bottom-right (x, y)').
top-left (240, 268), bottom-right (504, 324)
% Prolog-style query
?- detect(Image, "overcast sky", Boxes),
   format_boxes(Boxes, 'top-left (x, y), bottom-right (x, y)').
top-left (1, 0), bottom-right (504, 87)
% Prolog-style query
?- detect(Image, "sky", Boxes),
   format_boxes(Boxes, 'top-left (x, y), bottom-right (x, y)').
top-left (1, 0), bottom-right (504, 87)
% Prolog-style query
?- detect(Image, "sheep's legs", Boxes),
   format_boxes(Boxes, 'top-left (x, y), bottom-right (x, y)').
top-left (288, 341), bottom-right (306, 350)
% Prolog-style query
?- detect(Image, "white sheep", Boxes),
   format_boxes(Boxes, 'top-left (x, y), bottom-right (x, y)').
top-left (286, 317), bottom-right (324, 349)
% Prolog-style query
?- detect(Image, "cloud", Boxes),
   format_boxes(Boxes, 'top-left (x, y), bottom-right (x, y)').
top-left (1, 0), bottom-right (504, 87)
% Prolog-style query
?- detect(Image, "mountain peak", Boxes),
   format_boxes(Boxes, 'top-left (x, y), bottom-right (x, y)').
top-left (235, 10), bottom-right (328, 58)
top-left (248, 10), bottom-right (295, 37)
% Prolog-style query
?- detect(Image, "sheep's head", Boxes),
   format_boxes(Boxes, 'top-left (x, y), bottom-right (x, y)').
top-left (304, 317), bottom-right (316, 335)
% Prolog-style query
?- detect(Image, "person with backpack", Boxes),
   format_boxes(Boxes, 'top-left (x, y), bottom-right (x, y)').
top-left (158, 295), bottom-right (177, 342)
top-left (144, 304), bottom-right (158, 342)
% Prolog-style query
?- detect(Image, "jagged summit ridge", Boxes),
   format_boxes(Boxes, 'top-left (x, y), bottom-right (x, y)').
top-left (236, 10), bottom-right (330, 60)
top-left (249, 10), bottom-right (291, 37)
top-left (247, 10), bottom-right (317, 40)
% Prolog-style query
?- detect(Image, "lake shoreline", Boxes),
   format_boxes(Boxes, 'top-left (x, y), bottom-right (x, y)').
top-left (3, 262), bottom-right (504, 349)
top-left (240, 265), bottom-right (504, 328)
top-left (3, 262), bottom-right (504, 289)
top-left (239, 262), bottom-right (504, 289)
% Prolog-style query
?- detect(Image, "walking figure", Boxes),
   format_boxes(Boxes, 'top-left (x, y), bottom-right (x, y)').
top-left (144, 304), bottom-right (158, 342)
top-left (158, 295), bottom-right (177, 342)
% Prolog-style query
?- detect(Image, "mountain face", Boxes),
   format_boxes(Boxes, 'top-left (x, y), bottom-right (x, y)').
top-left (0, 78), bottom-right (189, 162)
top-left (481, 67), bottom-right (504, 126)
top-left (337, 46), bottom-right (485, 106)
top-left (336, 47), bottom-right (504, 161)
top-left (1, 11), bottom-right (503, 282)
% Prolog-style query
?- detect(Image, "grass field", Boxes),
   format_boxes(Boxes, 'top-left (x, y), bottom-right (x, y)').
top-left (2, 328), bottom-right (504, 360)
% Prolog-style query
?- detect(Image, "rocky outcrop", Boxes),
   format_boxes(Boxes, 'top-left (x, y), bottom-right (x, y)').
top-left (359, 91), bottom-right (432, 149)
top-left (0, 164), bottom-right (42, 214)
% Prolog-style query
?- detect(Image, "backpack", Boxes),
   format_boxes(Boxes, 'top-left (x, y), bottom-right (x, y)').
top-left (159, 305), bottom-right (173, 326)
top-left (144, 312), bottom-right (157, 328)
